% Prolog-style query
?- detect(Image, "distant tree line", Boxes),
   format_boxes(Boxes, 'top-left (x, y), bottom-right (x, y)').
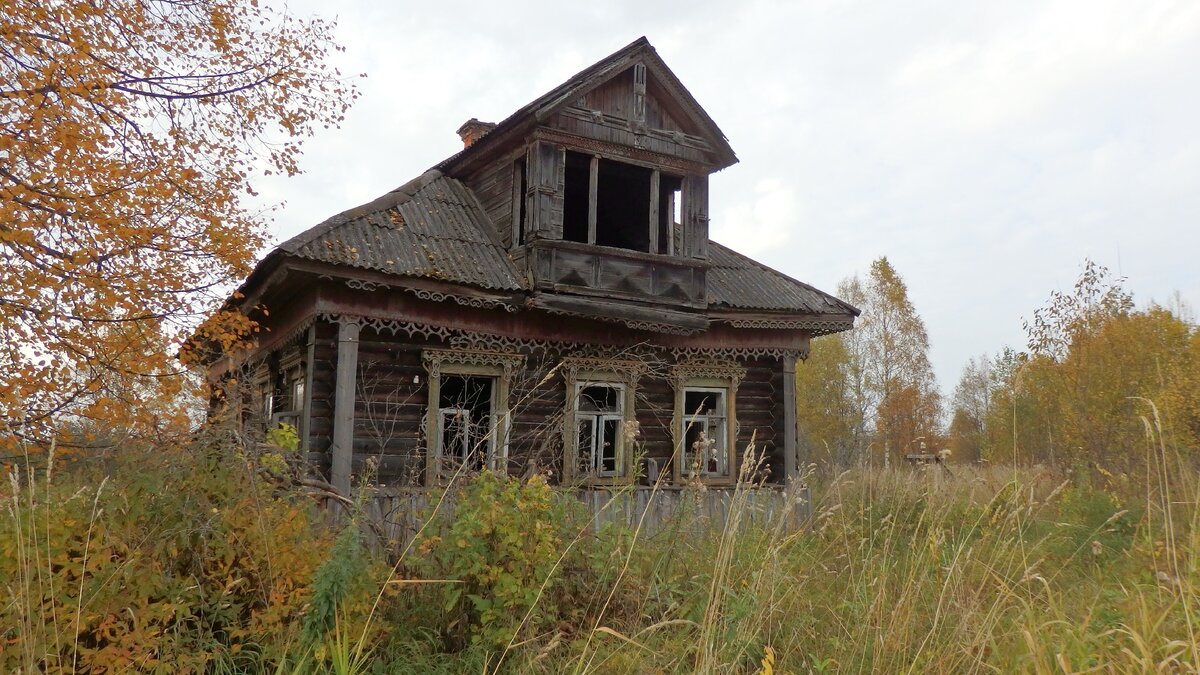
top-left (797, 258), bottom-right (1200, 469)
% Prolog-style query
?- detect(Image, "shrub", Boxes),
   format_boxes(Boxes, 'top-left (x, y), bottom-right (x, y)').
top-left (408, 471), bottom-right (590, 651)
top-left (0, 427), bottom-right (331, 673)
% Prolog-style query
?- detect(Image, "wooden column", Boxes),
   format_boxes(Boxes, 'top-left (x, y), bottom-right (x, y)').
top-left (648, 170), bottom-right (660, 254)
top-left (331, 318), bottom-right (360, 494)
top-left (300, 324), bottom-right (316, 455)
top-left (782, 354), bottom-right (798, 483)
top-left (587, 155), bottom-right (598, 244)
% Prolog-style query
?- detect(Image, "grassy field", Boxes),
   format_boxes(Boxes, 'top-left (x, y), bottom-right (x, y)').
top-left (3, 428), bottom-right (1197, 673)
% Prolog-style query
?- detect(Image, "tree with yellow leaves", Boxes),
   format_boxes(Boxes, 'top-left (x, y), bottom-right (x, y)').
top-left (0, 0), bottom-right (357, 448)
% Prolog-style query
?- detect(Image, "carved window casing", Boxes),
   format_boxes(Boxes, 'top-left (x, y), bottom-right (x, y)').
top-left (561, 358), bottom-right (644, 485)
top-left (671, 362), bottom-right (745, 484)
top-left (250, 363), bottom-right (273, 423)
top-left (273, 346), bottom-right (307, 435)
top-left (422, 349), bottom-right (523, 486)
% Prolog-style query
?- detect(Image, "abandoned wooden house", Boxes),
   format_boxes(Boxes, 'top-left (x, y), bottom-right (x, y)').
top-left (206, 37), bottom-right (858, 510)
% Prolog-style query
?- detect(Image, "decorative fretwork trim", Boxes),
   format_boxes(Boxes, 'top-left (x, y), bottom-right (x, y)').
top-left (410, 288), bottom-right (521, 313)
top-left (538, 305), bottom-right (703, 336)
top-left (669, 360), bottom-right (747, 388)
top-left (560, 356), bottom-right (647, 387)
top-left (346, 279), bottom-right (390, 292)
top-left (421, 348), bottom-right (524, 380)
top-left (250, 315), bottom-right (315, 362)
top-left (342, 280), bottom-right (521, 313)
top-left (318, 312), bottom-right (805, 362)
top-left (624, 320), bottom-right (700, 336)
top-left (718, 317), bottom-right (854, 336)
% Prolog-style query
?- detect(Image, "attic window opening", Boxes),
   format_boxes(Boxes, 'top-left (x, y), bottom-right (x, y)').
top-left (596, 159), bottom-right (652, 251)
top-left (512, 158), bottom-right (527, 246)
top-left (658, 175), bottom-right (683, 255)
top-left (563, 151), bottom-right (591, 243)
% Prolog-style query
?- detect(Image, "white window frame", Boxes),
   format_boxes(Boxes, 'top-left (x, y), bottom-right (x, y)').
top-left (680, 386), bottom-right (729, 479)
top-left (670, 363), bottom-right (744, 485)
top-left (574, 381), bottom-right (626, 479)
top-left (559, 358), bottom-right (644, 485)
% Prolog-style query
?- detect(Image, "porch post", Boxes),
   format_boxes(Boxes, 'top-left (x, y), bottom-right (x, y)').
top-left (332, 318), bottom-right (360, 494)
top-left (782, 354), bottom-right (798, 483)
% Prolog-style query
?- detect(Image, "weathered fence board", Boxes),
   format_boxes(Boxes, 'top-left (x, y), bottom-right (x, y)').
top-left (326, 485), bottom-right (812, 552)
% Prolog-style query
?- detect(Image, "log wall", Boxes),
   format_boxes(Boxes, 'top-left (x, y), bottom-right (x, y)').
top-left (297, 318), bottom-right (788, 488)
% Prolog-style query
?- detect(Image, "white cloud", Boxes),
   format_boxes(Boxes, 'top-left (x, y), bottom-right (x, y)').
top-left (712, 179), bottom-right (799, 257)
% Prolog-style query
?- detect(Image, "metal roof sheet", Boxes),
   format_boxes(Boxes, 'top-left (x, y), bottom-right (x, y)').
top-left (277, 172), bottom-right (525, 292)
top-left (707, 242), bottom-right (859, 316)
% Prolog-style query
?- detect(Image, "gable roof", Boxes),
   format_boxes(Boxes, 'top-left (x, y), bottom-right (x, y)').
top-left (437, 37), bottom-right (738, 174)
top-left (277, 170), bottom-right (526, 292)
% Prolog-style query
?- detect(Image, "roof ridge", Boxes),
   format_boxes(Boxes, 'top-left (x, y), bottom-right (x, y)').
top-left (708, 239), bottom-right (860, 316)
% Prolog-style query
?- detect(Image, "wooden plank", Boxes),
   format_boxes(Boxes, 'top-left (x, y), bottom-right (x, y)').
top-left (301, 323), bottom-right (316, 453)
top-left (782, 354), bottom-right (797, 483)
top-left (587, 155), bottom-right (598, 244)
top-left (632, 63), bottom-right (647, 134)
top-left (648, 170), bottom-right (660, 254)
top-left (331, 319), bottom-right (360, 494)
top-left (682, 174), bottom-right (709, 259)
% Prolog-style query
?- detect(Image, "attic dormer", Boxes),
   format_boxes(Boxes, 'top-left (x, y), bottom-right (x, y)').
top-left (445, 39), bottom-right (735, 313)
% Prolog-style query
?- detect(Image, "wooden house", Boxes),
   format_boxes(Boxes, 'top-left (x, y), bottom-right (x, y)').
top-left (207, 37), bottom-right (858, 503)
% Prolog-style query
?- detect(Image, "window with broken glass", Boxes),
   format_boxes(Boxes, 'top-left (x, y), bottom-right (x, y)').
top-left (574, 382), bottom-right (625, 478)
top-left (561, 150), bottom-right (683, 255)
top-left (436, 374), bottom-right (496, 475)
top-left (680, 387), bottom-right (729, 478)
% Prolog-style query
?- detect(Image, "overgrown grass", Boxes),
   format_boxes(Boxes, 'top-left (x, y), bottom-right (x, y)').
top-left (4, 421), bottom-right (1197, 673)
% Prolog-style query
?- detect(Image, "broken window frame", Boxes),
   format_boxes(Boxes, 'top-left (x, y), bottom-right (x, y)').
top-left (435, 375), bottom-right (495, 477)
top-left (670, 365), bottom-right (744, 485)
top-left (560, 149), bottom-right (683, 256)
top-left (422, 350), bottom-right (524, 486)
top-left (679, 387), bottom-right (729, 479)
top-left (560, 359), bottom-right (643, 485)
top-left (573, 382), bottom-right (625, 479)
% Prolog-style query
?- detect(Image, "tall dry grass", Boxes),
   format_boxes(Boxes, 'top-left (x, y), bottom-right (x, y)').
top-left (4, 410), bottom-right (1196, 673)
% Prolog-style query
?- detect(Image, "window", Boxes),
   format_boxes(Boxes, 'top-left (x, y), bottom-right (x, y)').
top-left (289, 377), bottom-right (305, 413)
top-left (561, 358), bottom-right (643, 484)
top-left (671, 363), bottom-right (744, 483)
top-left (422, 349), bottom-right (523, 486)
top-left (558, 151), bottom-right (682, 255)
top-left (574, 383), bottom-right (624, 478)
top-left (680, 388), bottom-right (728, 478)
top-left (658, 175), bottom-right (682, 255)
top-left (260, 378), bottom-right (274, 419)
top-left (435, 374), bottom-right (495, 475)
top-left (595, 159), bottom-right (652, 251)
top-left (563, 151), bottom-right (591, 243)
top-left (512, 158), bottom-right (527, 246)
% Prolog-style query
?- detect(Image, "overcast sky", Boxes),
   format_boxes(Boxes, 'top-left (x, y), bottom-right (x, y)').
top-left (256, 0), bottom-right (1200, 395)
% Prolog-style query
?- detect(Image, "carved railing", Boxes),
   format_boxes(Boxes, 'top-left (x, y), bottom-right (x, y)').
top-left (528, 239), bottom-right (707, 307)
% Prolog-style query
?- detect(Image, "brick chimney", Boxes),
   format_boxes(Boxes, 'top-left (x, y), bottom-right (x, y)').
top-left (456, 118), bottom-right (496, 148)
